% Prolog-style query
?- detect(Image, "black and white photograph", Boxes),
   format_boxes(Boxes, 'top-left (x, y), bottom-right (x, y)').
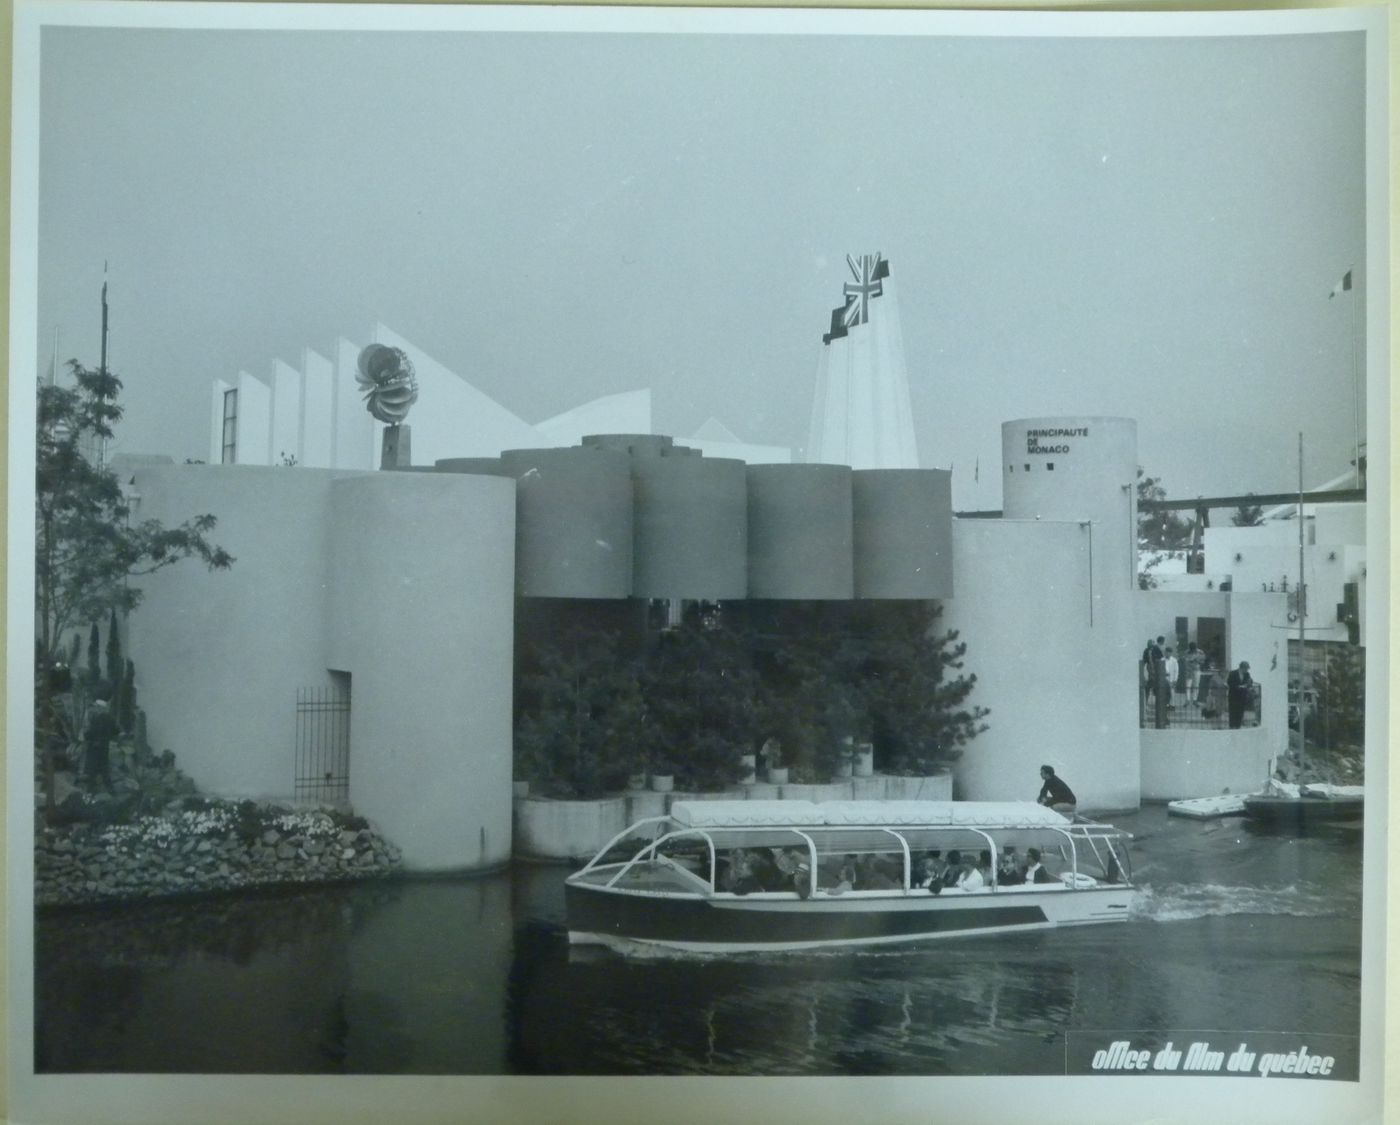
top-left (6, 3), bottom-right (1390, 1123)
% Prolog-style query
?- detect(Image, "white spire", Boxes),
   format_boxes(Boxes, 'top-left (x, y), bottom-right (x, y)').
top-left (805, 252), bottom-right (919, 469)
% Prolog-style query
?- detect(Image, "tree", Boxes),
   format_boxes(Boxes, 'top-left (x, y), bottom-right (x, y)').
top-left (514, 630), bottom-right (648, 799)
top-left (1312, 644), bottom-right (1364, 753)
top-left (36, 361), bottom-right (234, 656)
top-left (105, 606), bottom-right (123, 682)
top-left (35, 361), bottom-right (234, 810)
top-left (117, 659), bottom-right (138, 736)
top-left (859, 603), bottom-right (990, 773)
top-left (756, 602), bottom-right (989, 779)
top-left (86, 621), bottom-right (101, 685)
top-left (640, 614), bottom-right (761, 791)
top-left (1136, 467), bottom-right (1193, 551)
top-left (1232, 495), bottom-right (1264, 527)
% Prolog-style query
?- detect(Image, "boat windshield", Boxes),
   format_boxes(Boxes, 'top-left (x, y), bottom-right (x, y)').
top-left (574, 814), bottom-right (1132, 893)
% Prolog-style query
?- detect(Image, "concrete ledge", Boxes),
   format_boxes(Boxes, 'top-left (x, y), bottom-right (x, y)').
top-left (513, 773), bottom-right (959, 860)
top-left (779, 782), bottom-right (854, 803)
top-left (513, 796), bottom-right (628, 862)
top-left (1140, 725), bottom-right (1278, 801)
top-left (880, 773), bottom-right (954, 801)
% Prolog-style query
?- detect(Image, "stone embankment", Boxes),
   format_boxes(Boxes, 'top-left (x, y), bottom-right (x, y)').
top-left (35, 803), bottom-right (402, 909)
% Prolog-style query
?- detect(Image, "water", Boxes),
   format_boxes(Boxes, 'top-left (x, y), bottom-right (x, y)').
top-left (34, 806), bottom-right (1362, 1077)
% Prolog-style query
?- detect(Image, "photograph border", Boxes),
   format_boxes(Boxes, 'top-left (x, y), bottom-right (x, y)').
top-left (4, 2), bottom-right (1392, 1122)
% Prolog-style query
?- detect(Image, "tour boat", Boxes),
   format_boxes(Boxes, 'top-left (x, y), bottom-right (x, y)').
top-left (565, 800), bottom-right (1135, 954)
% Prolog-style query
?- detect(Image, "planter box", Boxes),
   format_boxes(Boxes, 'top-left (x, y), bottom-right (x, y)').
top-left (667, 789), bottom-right (744, 810)
top-left (650, 774), bottom-right (674, 793)
top-left (882, 771), bottom-right (953, 801)
top-left (766, 767), bottom-right (790, 785)
top-left (744, 782), bottom-right (782, 801)
top-left (780, 781), bottom-right (854, 803)
top-left (626, 790), bottom-right (668, 822)
top-left (850, 775), bottom-right (887, 800)
top-left (853, 745), bottom-right (875, 777)
top-left (514, 795), bottom-right (628, 861)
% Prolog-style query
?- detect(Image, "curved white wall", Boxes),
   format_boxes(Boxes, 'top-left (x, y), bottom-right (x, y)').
top-left (944, 519), bottom-right (1140, 811)
top-left (129, 465), bottom-right (362, 799)
top-left (326, 472), bottom-right (516, 871)
top-left (128, 465), bottom-right (517, 873)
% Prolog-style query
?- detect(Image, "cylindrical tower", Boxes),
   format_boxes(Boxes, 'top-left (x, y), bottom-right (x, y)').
top-left (632, 454), bottom-right (748, 600)
top-left (947, 416), bottom-right (1141, 810)
top-left (746, 464), bottom-right (853, 599)
top-left (852, 468), bottom-right (953, 599)
top-left (500, 446), bottom-right (633, 598)
top-left (1001, 417), bottom-right (1138, 590)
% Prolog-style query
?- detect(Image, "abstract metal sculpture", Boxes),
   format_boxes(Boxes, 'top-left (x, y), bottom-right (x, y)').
top-left (356, 343), bottom-right (419, 425)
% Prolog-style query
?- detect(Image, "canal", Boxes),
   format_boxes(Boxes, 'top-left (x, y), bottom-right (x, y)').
top-left (35, 805), bottom-right (1362, 1077)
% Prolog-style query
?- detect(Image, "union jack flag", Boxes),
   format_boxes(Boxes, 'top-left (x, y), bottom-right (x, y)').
top-left (823, 253), bottom-right (890, 344)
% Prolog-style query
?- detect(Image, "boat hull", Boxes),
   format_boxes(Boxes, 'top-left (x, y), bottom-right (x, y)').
top-left (1243, 795), bottom-right (1364, 826)
top-left (565, 882), bottom-right (1132, 953)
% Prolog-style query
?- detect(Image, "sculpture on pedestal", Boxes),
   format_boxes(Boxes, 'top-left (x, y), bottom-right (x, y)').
top-left (357, 343), bottom-right (419, 469)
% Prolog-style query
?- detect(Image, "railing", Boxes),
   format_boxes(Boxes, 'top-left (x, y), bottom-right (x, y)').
top-left (1139, 677), bottom-right (1261, 730)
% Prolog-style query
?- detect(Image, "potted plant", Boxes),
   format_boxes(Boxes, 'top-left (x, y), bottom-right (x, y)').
top-left (762, 738), bottom-right (788, 785)
top-left (738, 751), bottom-right (758, 785)
top-left (650, 760), bottom-right (675, 792)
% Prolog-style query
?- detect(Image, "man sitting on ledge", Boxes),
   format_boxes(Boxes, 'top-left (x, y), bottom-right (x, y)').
top-left (1036, 765), bottom-right (1078, 818)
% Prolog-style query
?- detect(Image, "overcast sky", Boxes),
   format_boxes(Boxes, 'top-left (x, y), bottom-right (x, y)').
top-left (34, 16), bottom-right (1368, 509)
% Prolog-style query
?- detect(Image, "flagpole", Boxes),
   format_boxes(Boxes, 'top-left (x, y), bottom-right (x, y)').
top-left (1296, 432), bottom-right (1307, 771)
top-left (1348, 272), bottom-right (1362, 486)
top-left (99, 263), bottom-right (110, 469)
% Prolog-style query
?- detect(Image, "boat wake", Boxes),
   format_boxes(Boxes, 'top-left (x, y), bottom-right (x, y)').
top-left (1132, 881), bottom-right (1344, 923)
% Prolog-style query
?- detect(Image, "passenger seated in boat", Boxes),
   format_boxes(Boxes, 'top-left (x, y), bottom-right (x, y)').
top-left (818, 855), bottom-right (857, 895)
top-left (723, 848), bottom-right (765, 895)
top-left (774, 848), bottom-right (812, 897)
top-left (998, 846), bottom-right (1026, 886)
top-left (1023, 847), bottom-right (1055, 885)
top-left (858, 854), bottom-right (900, 891)
top-left (914, 851), bottom-right (944, 890)
top-left (940, 850), bottom-right (965, 890)
top-left (955, 855), bottom-right (986, 892)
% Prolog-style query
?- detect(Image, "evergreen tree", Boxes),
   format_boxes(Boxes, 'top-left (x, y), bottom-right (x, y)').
top-left (87, 621), bottom-right (101, 685)
top-left (1313, 645), bottom-right (1365, 752)
top-left (118, 659), bottom-right (137, 735)
top-left (640, 614), bottom-right (761, 790)
top-left (514, 630), bottom-right (647, 799)
top-left (106, 606), bottom-right (123, 682)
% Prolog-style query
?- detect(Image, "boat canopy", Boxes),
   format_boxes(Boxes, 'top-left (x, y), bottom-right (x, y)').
top-left (668, 800), bottom-right (1073, 831)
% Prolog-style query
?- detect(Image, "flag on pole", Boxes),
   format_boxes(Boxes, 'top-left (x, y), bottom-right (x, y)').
top-left (1329, 269), bottom-right (1353, 298)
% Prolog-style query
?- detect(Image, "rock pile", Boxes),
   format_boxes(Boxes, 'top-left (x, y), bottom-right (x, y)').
top-left (35, 811), bottom-right (402, 909)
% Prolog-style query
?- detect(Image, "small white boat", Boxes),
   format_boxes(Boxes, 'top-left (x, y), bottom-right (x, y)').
top-left (565, 800), bottom-right (1135, 954)
top-left (1167, 795), bottom-right (1247, 820)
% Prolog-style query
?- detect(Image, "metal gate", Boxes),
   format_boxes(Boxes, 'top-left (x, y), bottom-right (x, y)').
top-left (294, 681), bottom-right (350, 803)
